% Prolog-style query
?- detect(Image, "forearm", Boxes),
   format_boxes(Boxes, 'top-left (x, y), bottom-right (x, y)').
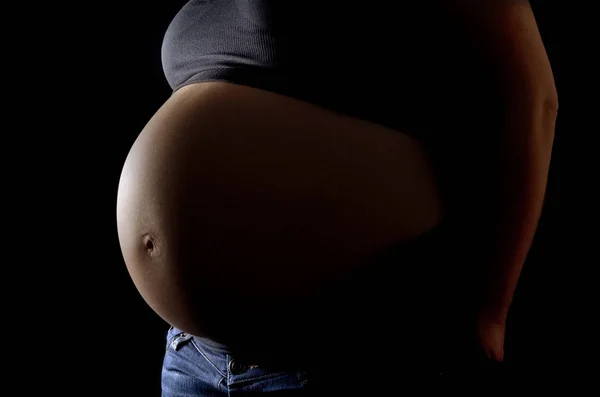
top-left (440, 0), bottom-right (559, 318)
top-left (478, 98), bottom-right (558, 319)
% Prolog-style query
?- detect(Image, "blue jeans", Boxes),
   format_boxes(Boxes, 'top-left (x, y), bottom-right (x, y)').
top-left (162, 322), bottom-right (449, 396)
top-left (162, 326), bottom-right (313, 396)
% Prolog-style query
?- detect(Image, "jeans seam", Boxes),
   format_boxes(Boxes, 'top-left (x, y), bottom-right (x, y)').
top-left (228, 371), bottom-right (290, 386)
top-left (191, 339), bottom-right (227, 377)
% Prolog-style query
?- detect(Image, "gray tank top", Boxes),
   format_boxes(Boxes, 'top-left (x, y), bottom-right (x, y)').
top-left (161, 0), bottom-right (498, 146)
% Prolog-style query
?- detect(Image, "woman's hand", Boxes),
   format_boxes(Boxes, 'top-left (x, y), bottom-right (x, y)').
top-left (474, 308), bottom-right (508, 362)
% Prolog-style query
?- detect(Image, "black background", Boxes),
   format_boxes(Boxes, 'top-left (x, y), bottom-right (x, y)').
top-left (10, 1), bottom-right (595, 395)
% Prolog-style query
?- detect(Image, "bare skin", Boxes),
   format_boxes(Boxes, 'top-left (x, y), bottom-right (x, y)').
top-left (442, 0), bottom-right (558, 362)
top-left (116, 81), bottom-right (444, 341)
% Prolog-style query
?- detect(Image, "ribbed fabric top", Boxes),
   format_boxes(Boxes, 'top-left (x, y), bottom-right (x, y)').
top-left (162, 0), bottom-right (501, 146)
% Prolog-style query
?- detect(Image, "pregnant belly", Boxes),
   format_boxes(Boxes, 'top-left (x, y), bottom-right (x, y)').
top-left (116, 81), bottom-right (444, 349)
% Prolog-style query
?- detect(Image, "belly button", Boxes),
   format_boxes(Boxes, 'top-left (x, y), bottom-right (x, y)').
top-left (142, 233), bottom-right (161, 256)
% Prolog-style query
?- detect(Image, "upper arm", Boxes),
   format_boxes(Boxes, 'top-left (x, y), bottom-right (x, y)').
top-left (441, 0), bottom-right (558, 105)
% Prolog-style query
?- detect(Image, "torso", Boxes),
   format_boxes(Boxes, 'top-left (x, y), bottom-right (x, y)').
top-left (117, 80), bottom-right (445, 348)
